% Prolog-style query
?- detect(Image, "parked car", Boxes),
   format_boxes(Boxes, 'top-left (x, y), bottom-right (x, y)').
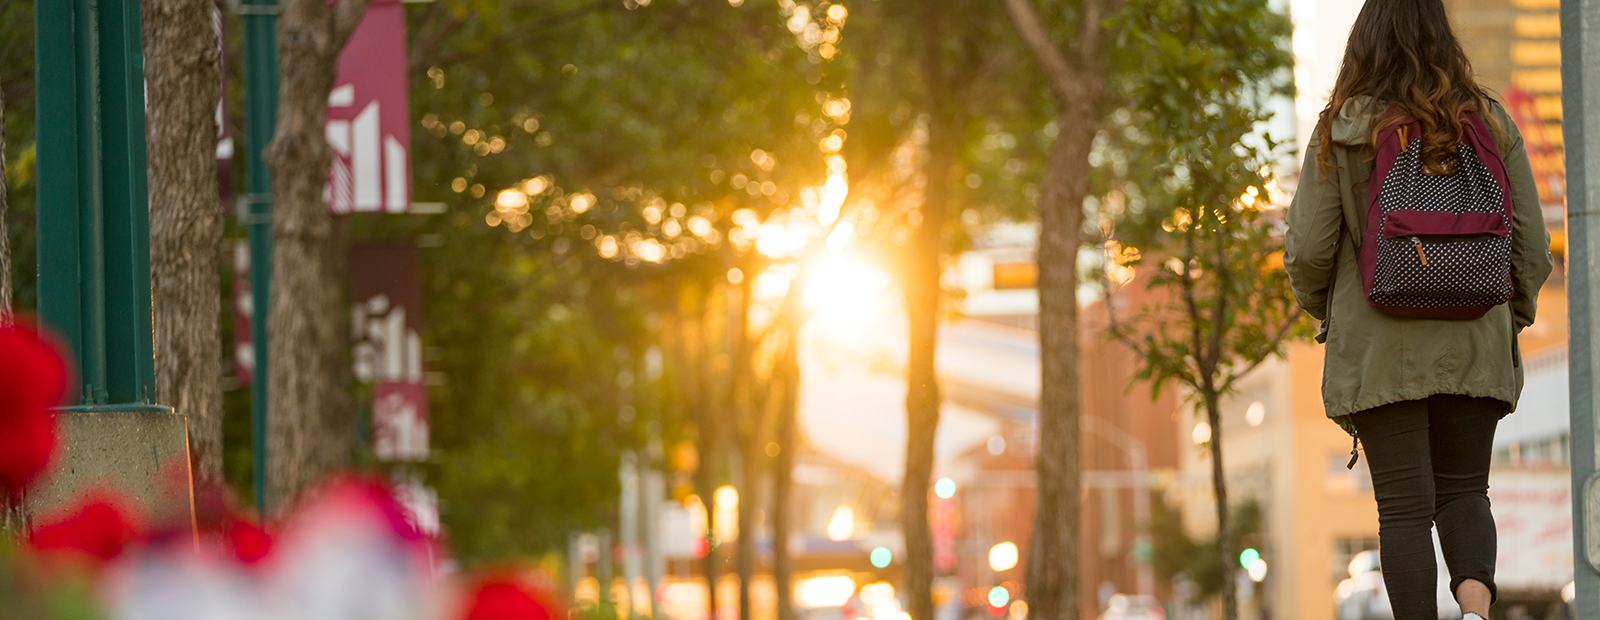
top-left (1333, 547), bottom-right (1461, 620)
top-left (1097, 594), bottom-right (1167, 620)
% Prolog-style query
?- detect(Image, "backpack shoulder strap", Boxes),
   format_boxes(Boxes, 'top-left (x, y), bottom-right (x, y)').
top-left (1461, 111), bottom-right (1515, 222)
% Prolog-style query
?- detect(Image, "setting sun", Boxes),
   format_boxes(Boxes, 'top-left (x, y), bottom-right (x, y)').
top-left (804, 255), bottom-right (896, 341)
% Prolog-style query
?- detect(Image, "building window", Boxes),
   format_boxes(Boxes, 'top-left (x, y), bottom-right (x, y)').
top-left (1324, 453), bottom-right (1373, 496)
top-left (1492, 433), bottom-right (1571, 470)
top-left (1333, 538), bottom-right (1381, 583)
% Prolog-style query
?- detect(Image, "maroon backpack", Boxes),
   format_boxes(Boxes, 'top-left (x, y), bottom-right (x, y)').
top-left (1358, 112), bottom-right (1514, 320)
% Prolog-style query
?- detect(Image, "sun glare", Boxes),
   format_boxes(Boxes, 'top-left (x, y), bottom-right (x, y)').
top-left (804, 255), bottom-right (894, 340)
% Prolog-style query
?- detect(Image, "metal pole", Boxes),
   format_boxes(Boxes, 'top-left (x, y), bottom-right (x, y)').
top-left (1566, 0), bottom-right (1600, 616)
top-left (36, 0), bottom-right (159, 407)
top-left (239, 0), bottom-right (278, 518)
top-left (620, 450), bottom-right (642, 620)
top-left (29, 0), bottom-right (197, 525)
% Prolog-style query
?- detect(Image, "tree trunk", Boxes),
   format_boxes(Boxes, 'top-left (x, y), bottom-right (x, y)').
top-left (143, 0), bottom-right (225, 483)
top-left (690, 289), bottom-right (723, 619)
top-left (263, 0), bottom-right (369, 512)
top-left (1000, 1), bottom-right (1116, 617)
top-left (1027, 108), bottom-right (1095, 620)
top-left (736, 429), bottom-right (758, 620)
top-left (728, 277), bottom-right (758, 620)
top-left (319, 217), bottom-right (355, 472)
top-left (903, 4), bottom-right (954, 618)
top-left (0, 86), bottom-right (13, 534)
top-left (0, 84), bottom-right (10, 320)
top-left (1204, 391), bottom-right (1237, 620)
top-left (772, 326), bottom-right (800, 620)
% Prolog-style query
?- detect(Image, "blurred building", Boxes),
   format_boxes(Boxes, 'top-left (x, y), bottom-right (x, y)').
top-left (948, 228), bottom-right (1184, 619)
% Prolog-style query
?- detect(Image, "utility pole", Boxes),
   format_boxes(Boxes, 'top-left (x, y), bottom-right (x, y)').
top-left (1566, 0), bottom-right (1600, 617)
top-left (33, 0), bottom-right (189, 517)
top-left (239, 0), bottom-right (279, 518)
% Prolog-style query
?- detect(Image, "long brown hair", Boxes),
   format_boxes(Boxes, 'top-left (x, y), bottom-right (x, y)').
top-left (1314, 0), bottom-right (1501, 174)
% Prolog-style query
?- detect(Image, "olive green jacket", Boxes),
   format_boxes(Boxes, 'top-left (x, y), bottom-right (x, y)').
top-left (1284, 97), bottom-right (1554, 431)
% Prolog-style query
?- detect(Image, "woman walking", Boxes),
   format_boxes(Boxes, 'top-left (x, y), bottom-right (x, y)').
top-left (1284, 1), bottom-right (1555, 619)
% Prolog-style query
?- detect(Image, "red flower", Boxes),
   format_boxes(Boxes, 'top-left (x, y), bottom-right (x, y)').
top-left (224, 518), bottom-right (274, 565)
top-left (297, 474), bottom-right (427, 542)
top-left (462, 579), bottom-right (556, 620)
top-left (191, 481), bottom-right (276, 565)
top-left (0, 322), bottom-right (69, 498)
top-left (29, 493), bottom-right (144, 562)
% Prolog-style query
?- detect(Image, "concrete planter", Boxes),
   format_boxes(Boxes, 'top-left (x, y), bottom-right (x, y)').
top-left (26, 406), bottom-right (195, 529)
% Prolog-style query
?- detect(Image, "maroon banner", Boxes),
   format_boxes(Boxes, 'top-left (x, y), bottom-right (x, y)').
top-left (326, 0), bottom-right (411, 213)
top-left (352, 242), bottom-right (428, 461)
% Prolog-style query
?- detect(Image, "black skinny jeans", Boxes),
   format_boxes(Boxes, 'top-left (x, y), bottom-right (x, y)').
top-left (1350, 394), bottom-right (1503, 620)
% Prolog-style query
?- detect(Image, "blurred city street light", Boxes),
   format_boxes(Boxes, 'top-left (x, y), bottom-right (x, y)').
top-left (989, 542), bottom-right (1019, 572)
top-left (1248, 559), bottom-right (1268, 583)
top-left (827, 505), bottom-right (855, 541)
top-left (796, 575), bottom-right (856, 608)
top-left (988, 586), bottom-right (1010, 609)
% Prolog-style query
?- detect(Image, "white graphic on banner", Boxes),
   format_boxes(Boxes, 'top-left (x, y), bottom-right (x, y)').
top-left (327, 87), bottom-right (408, 213)
top-left (352, 294), bottom-right (422, 384)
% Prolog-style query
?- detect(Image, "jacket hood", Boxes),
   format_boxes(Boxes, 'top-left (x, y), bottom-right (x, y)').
top-left (1327, 96), bottom-right (1509, 146)
top-left (1329, 96), bottom-right (1378, 146)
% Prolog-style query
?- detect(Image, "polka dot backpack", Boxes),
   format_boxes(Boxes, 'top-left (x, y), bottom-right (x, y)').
top-left (1358, 111), bottom-right (1513, 320)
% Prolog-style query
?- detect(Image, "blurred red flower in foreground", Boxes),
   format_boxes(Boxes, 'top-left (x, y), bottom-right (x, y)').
top-left (293, 474), bottom-right (428, 542)
top-left (224, 518), bottom-right (274, 565)
top-left (191, 480), bottom-right (276, 565)
top-left (29, 492), bottom-right (144, 562)
top-left (0, 322), bottom-right (68, 497)
top-left (462, 579), bottom-right (556, 620)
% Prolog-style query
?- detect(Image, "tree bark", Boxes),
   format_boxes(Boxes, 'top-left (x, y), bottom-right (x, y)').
top-left (319, 217), bottom-right (356, 473)
top-left (0, 86), bottom-right (12, 533)
top-left (736, 431), bottom-right (758, 620)
top-left (727, 276), bottom-right (757, 620)
top-left (1206, 217), bottom-right (1240, 620)
top-left (1002, 1), bottom-right (1117, 618)
top-left (143, 0), bottom-right (225, 483)
top-left (1204, 392), bottom-right (1237, 620)
top-left (263, 0), bottom-right (370, 512)
top-left (0, 84), bottom-right (10, 320)
top-left (772, 325), bottom-right (800, 620)
top-left (689, 288), bottom-right (723, 618)
top-left (1028, 109), bottom-right (1094, 620)
top-left (903, 4), bottom-right (955, 618)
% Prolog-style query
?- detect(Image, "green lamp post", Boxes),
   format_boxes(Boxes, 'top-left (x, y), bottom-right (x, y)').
top-left (31, 0), bottom-right (190, 520)
top-left (36, 0), bottom-right (158, 403)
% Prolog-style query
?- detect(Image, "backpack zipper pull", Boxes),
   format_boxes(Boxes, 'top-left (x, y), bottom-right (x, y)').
top-left (1411, 236), bottom-right (1428, 266)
